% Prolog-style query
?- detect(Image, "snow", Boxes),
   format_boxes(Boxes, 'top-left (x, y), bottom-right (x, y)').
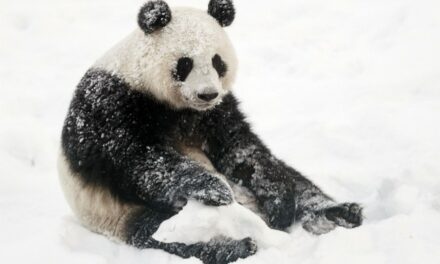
top-left (1, 0), bottom-right (439, 263)
top-left (153, 201), bottom-right (291, 249)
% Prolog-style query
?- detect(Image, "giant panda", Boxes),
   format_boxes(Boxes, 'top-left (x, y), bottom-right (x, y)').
top-left (58, 1), bottom-right (363, 263)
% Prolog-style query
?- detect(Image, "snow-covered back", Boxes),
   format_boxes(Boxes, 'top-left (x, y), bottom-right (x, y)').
top-left (1, 0), bottom-right (440, 263)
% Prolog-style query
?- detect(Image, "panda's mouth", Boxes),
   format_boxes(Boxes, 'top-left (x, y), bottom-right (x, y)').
top-left (191, 101), bottom-right (216, 111)
top-left (186, 98), bottom-right (221, 111)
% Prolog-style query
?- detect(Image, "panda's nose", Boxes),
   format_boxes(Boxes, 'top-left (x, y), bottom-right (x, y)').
top-left (197, 92), bottom-right (218, 102)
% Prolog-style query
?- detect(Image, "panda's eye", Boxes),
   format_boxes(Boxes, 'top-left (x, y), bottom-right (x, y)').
top-left (212, 54), bottom-right (227, 78)
top-left (173, 57), bottom-right (193, 82)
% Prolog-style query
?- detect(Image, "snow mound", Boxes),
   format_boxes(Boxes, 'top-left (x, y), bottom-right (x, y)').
top-left (153, 201), bottom-right (291, 249)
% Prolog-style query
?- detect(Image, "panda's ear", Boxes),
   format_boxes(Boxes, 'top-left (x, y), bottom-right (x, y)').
top-left (138, 1), bottom-right (172, 34)
top-left (208, 0), bottom-right (235, 27)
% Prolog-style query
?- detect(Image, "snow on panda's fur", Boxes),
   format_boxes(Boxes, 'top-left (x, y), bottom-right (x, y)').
top-left (58, 1), bottom-right (363, 263)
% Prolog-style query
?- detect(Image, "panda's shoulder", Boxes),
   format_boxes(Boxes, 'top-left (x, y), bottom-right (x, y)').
top-left (72, 68), bottom-right (163, 111)
top-left (76, 69), bottom-right (130, 96)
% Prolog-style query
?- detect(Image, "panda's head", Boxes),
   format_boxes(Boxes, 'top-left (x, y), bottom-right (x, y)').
top-left (97, 0), bottom-right (237, 111)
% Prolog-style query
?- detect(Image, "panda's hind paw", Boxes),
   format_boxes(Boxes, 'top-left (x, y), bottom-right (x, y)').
top-left (240, 237), bottom-right (258, 257)
top-left (199, 237), bottom-right (257, 264)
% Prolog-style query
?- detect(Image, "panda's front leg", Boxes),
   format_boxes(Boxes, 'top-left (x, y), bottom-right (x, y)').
top-left (291, 179), bottom-right (363, 234)
top-left (119, 145), bottom-right (258, 263)
top-left (121, 145), bottom-right (235, 212)
top-left (218, 142), bottom-right (364, 235)
top-left (204, 94), bottom-right (363, 234)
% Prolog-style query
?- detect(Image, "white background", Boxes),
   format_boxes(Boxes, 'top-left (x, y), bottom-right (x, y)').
top-left (0, 0), bottom-right (439, 263)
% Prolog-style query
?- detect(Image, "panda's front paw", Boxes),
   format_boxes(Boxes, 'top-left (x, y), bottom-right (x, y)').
top-left (324, 202), bottom-right (363, 228)
top-left (191, 185), bottom-right (234, 206)
top-left (183, 175), bottom-right (234, 207)
top-left (302, 202), bottom-right (363, 235)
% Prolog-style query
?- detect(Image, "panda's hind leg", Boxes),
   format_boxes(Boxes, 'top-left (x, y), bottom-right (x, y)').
top-left (124, 207), bottom-right (257, 264)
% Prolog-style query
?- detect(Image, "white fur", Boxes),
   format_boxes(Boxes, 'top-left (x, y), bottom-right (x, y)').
top-left (94, 7), bottom-right (238, 110)
top-left (58, 152), bottom-right (140, 241)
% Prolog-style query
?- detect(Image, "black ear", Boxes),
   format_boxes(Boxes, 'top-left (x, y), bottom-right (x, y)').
top-left (208, 0), bottom-right (235, 27)
top-left (138, 1), bottom-right (172, 34)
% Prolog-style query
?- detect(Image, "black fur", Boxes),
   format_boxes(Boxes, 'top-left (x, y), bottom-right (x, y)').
top-left (138, 0), bottom-right (172, 34)
top-left (325, 203), bottom-right (363, 227)
top-left (208, 0), bottom-right (235, 27)
top-left (62, 69), bottom-right (361, 262)
top-left (173, 57), bottom-right (194, 82)
top-left (61, 69), bottom-right (233, 211)
top-left (212, 54), bottom-right (227, 78)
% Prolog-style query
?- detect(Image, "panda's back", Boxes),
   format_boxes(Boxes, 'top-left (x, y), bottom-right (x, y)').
top-left (58, 69), bottom-right (166, 239)
top-left (58, 152), bottom-right (141, 241)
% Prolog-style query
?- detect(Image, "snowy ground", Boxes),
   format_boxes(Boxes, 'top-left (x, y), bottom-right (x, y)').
top-left (1, 0), bottom-right (440, 263)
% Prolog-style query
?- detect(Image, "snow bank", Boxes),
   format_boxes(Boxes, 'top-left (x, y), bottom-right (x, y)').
top-left (1, 0), bottom-right (440, 263)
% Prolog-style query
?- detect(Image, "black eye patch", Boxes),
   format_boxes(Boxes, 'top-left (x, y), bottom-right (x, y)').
top-left (173, 57), bottom-right (193, 82)
top-left (212, 54), bottom-right (227, 78)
